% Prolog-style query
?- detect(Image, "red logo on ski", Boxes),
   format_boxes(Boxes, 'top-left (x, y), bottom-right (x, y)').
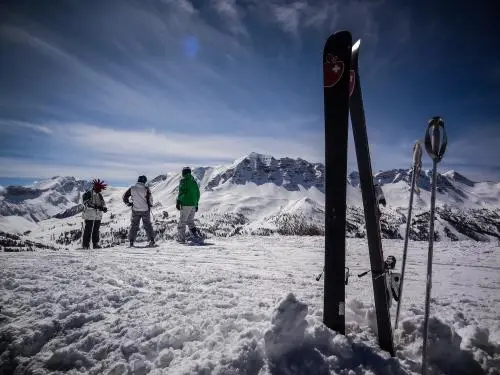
top-left (349, 70), bottom-right (355, 97)
top-left (323, 54), bottom-right (344, 88)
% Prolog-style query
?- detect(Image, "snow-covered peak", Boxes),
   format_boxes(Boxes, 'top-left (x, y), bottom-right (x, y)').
top-left (232, 152), bottom-right (274, 167)
top-left (203, 153), bottom-right (324, 192)
top-left (0, 177), bottom-right (91, 222)
top-left (347, 171), bottom-right (360, 187)
top-left (2, 154), bottom-right (500, 228)
top-left (443, 170), bottom-right (475, 186)
top-left (374, 169), bottom-right (412, 185)
top-left (27, 176), bottom-right (91, 193)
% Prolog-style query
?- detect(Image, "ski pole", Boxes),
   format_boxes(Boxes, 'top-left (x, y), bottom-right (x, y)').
top-left (395, 140), bottom-right (423, 329)
top-left (422, 117), bottom-right (447, 375)
top-left (316, 267), bottom-right (324, 281)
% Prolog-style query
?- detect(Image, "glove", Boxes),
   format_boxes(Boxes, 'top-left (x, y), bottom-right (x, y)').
top-left (102, 207), bottom-right (108, 213)
top-left (127, 202), bottom-right (133, 207)
top-left (195, 206), bottom-right (198, 212)
top-left (176, 200), bottom-right (181, 210)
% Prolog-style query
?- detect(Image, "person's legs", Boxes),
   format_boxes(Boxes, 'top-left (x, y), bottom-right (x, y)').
top-left (92, 220), bottom-right (101, 248)
top-left (82, 220), bottom-right (93, 248)
top-left (177, 207), bottom-right (191, 242)
top-left (186, 207), bottom-right (198, 236)
top-left (129, 211), bottom-right (141, 245)
top-left (142, 211), bottom-right (155, 243)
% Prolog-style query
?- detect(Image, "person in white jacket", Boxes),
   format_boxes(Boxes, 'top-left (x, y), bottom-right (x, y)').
top-left (82, 179), bottom-right (108, 249)
top-left (123, 175), bottom-right (155, 247)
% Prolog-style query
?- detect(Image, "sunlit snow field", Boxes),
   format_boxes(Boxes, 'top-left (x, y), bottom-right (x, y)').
top-left (1, 236), bottom-right (499, 374)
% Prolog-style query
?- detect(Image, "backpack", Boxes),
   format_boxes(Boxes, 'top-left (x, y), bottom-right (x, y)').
top-left (82, 190), bottom-right (92, 202)
top-left (146, 188), bottom-right (152, 209)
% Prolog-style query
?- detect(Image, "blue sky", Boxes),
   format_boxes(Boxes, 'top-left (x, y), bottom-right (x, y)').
top-left (1, 0), bottom-right (499, 186)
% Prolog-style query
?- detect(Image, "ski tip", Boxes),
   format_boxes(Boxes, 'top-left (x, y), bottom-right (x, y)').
top-left (326, 30), bottom-right (352, 44)
top-left (352, 39), bottom-right (361, 52)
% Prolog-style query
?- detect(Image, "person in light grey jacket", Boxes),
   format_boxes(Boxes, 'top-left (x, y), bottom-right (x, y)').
top-left (82, 179), bottom-right (107, 249)
top-left (123, 175), bottom-right (155, 247)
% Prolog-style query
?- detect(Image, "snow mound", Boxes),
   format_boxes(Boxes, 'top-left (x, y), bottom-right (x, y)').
top-left (264, 293), bottom-right (407, 374)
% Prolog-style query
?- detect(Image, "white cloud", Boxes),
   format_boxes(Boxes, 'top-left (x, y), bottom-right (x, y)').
top-left (212, 0), bottom-right (247, 36)
top-left (267, 0), bottom-right (380, 38)
top-left (0, 120), bottom-right (52, 135)
top-left (272, 2), bottom-right (307, 36)
top-left (0, 121), bottom-right (326, 180)
top-left (0, 157), bottom-right (187, 183)
top-left (0, 6), bottom-right (263, 132)
top-left (56, 123), bottom-right (323, 162)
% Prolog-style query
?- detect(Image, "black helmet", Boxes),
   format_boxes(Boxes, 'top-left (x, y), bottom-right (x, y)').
top-left (384, 255), bottom-right (396, 270)
top-left (138, 175), bottom-right (147, 183)
top-left (181, 167), bottom-right (191, 176)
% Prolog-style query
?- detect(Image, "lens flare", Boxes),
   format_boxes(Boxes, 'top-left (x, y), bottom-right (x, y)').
top-left (182, 35), bottom-right (199, 58)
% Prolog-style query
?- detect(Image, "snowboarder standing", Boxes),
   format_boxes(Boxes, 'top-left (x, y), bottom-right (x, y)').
top-left (176, 167), bottom-right (201, 243)
top-left (82, 179), bottom-right (108, 249)
top-left (123, 175), bottom-right (156, 247)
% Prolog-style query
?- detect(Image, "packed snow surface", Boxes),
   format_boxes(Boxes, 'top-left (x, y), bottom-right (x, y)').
top-left (1, 237), bottom-right (499, 374)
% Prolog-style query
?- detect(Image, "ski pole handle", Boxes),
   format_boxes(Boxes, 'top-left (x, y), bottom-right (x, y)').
top-left (412, 140), bottom-right (423, 168)
top-left (424, 117), bottom-right (447, 162)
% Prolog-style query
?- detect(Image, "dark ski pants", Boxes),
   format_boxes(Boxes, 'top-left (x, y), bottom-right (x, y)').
top-left (82, 220), bottom-right (101, 248)
top-left (129, 210), bottom-right (155, 243)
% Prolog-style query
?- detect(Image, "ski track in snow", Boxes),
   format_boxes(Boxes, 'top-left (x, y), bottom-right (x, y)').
top-left (1, 237), bottom-right (499, 375)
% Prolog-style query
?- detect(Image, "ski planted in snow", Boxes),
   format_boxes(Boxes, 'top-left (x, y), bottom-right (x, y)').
top-left (322, 30), bottom-right (352, 335)
top-left (349, 39), bottom-right (395, 356)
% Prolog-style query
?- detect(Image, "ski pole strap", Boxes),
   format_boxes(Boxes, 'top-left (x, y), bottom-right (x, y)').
top-left (358, 269), bottom-right (388, 280)
top-left (424, 116), bottom-right (447, 162)
top-left (358, 270), bottom-right (371, 278)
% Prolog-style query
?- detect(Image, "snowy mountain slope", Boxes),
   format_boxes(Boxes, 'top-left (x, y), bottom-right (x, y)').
top-left (0, 215), bottom-right (38, 234)
top-left (1, 153), bottom-right (500, 245)
top-left (373, 168), bottom-right (500, 209)
top-left (0, 177), bottom-right (91, 222)
top-left (0, 237), bottom-right (499, 374)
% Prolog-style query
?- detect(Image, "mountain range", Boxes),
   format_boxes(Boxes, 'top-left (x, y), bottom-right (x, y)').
top-left (1, 152), bottom-right (499, 249)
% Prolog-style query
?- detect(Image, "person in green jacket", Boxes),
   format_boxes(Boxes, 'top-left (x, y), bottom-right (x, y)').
top-left (176, 167), bottom-right (201, 242)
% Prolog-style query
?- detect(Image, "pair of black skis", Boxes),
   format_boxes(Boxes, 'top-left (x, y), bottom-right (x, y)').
top-left (323, 31), bottom-right (395, 356)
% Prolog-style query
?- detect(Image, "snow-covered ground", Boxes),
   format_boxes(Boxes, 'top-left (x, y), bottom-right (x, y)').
top-left (1, 236), bottom-right (499, 374)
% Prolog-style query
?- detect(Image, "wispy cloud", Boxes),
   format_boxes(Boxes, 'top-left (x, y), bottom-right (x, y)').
top-left (0, 120), bottom-right (52, 135)
top-left (0, 3), bottom-right (294, 134)
top-left (267, 0), bottom-right (381, 38)
top-left (212, 0), bottom-right (247, 36)
top-left (57, 123), bottom-right (324, 162)
top-left (1, 0), bottom-right (497, 183)
top-left (272, 2), bottom-right (308, 37)
top-left (0, 120), bottom-right (325, 180)
top-left (0, 156), bottom-right (186, 182)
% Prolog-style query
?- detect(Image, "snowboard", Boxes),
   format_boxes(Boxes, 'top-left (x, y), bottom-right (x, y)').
top-left (349, 39), bottom-right (395, 356)
top-left (322, 30), bottom-right (352, 335)
top-left (129, 243), bottom-right (158, 249)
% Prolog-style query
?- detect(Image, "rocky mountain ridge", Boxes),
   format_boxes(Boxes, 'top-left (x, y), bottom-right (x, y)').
top-left (1, 153), bottom-right (499, 245)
